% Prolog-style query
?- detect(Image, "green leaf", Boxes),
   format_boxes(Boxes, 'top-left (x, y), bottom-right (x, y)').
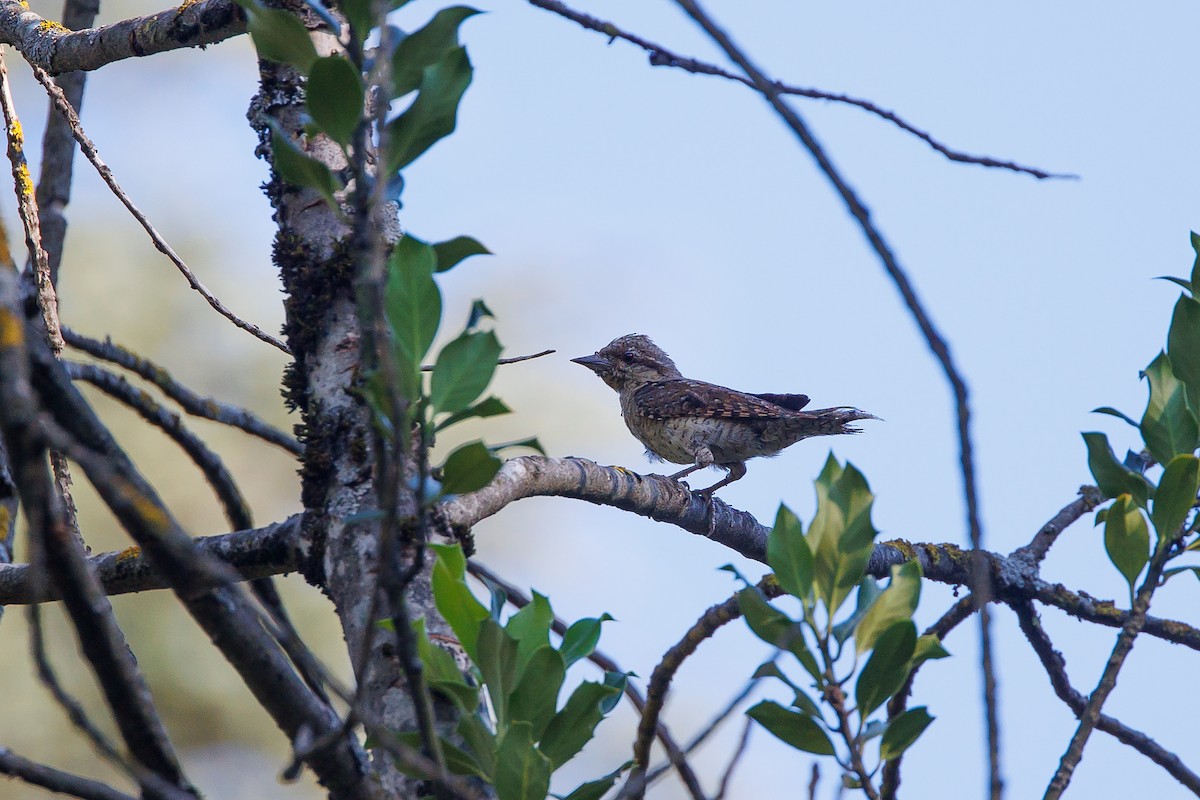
top-left (1104, 494), bottom-right (1151, 593)
top-left (909, 634), bottom-right (951, 671)
top-left (808, 456), bottom-right (879, 615)
top-left (434, 235), bottom-right (491, 273)
top-left (855, 560), bottom-right (922, 655)
top-left (435, 396), bottom-right (511, 432)
top-left (494, 721), bottom-right (552, 800)
top-left (1168, 294), bottom-right (1200, 415)
top-left (413, 618), bottom-right (478, 712)
top-left (431, 544), bottom-right (488, 660)
top-left (598, 671), bottom-right (628, 715)
top-left (1163, 565), bottom-right (1200, 583)
top-left (489, 437), bottom-right (546, 456)
top-left (1082, 432), bottom-right (1153, 507)
top-left (236, 0), bottom-right (319, 71)
top-left (440, 441), bottom-right (502, 495)
top-left (391, 7), bottom-right (481, 98)
top-left (386, 46), bottom-right (473, 173)
top-left (539, 681), bottom-right (620, 768)
top-left (338, 0), bottom-right (370, 40)
top-left (1140, 352), bottom-right (1199, 464)
top-left (1151, 454), bottom-right (1200, 543)
top-left (456, 713), bottom-right (497, 777)
top-left (268, 124), bottom-right (339, 205)
top-left (737, 587), bottom-right (821, 682)
top-left (746, 700), bottom-right (836, 756)
top-left (752, 662), bottom-right (821, 718)
top-left (476, 619), bottom-right (519, 725)
top-left (879, 706), bottom-right (935, 761)
top-left (1092, 406), bottom-right (1139, 429)
top-left (432, 330), bottom-right (502, 415)
top-left (390, 732), bottom-right (488, 780)
top-left (385, 236), bottom-right (441, 397)
top-left (855, 620), bottom-right (917, 718)
top-left (556, 762), bottom-right (631, 800)
top-left (508, 645), bottom-right (566, 739)
top-left (559, 614), bottom-right (614, 668)
top-left (832, 577), bottom-right (884, 647)
top-left (767, 504), bottom-right (813, 600)
top-left (306, 55), bottom-right (364, 148)
top-left (505, 591), bottom-right (553, 671)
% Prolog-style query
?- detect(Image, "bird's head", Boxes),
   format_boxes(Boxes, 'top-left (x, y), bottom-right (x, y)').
top-left (572, 334), bottom-right (683, 391)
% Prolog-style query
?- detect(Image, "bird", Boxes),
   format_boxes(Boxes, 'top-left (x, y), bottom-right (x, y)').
top-left (572, 334), bottom-right (877, 496)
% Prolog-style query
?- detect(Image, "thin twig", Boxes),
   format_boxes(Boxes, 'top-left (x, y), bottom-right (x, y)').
top-left (0, 50), bottom-right (60, 352)
top-left (1043, 541), bottom-right (1174, 798)
top-left (0, 746), bottom-right (137, 800)
top-left (881, 594), bottom-right (978, 799)
top-left (1012, 599), bottom-right (1200, 795)
top-left (526, 0), bottom-right (1071, 180)
top-left (29, 67), bottom-right (290, 354)
top-left (668, 1), bottom-right (1000, 794)
top-left (63, 327), bottom-right (299, 454)
top-left (32, 0), bottom-right (100, 284)
top-left (1010, 486), bottom-right (1104, 567)
top-left (713, 718), bottom-right (752, 800)
top-left (66, 361), bottom-right (253, 530)
top-left (620, 578), bottom-right (774, 800)
top-left (420, 348), bottom-right (555, 371)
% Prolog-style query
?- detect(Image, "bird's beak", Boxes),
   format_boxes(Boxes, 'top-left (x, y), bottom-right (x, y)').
top-left (571, 353), bottom-right (610, 373)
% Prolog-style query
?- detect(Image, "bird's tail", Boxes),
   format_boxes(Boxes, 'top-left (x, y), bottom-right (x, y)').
top-left (785, 406), bottom-right (880, 438)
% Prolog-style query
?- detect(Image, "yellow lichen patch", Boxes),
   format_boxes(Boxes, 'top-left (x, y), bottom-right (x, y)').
top-left (5, 117), bottom-right (21, 147)
top-left (115, 545), bottom-right (142, 562)
top-left (0, 506), bottom-right (10, 537)
top-left (176, 0), bottom-right (201, 12)
top-left (0, 308), bottom-right (24, 348)
top-left (15, 163), bottom-right (32, 198)
top-left (35, 19), bottom-right (69, 35)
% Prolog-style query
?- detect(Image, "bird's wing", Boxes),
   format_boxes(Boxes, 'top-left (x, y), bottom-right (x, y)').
top-left (632, 380), bottom-right (799, 420)
top-left (751, 392), bottom-right (810, 411)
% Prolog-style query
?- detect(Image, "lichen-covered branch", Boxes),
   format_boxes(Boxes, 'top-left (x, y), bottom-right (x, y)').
top-left (0, 0), bottom-right (245, 75)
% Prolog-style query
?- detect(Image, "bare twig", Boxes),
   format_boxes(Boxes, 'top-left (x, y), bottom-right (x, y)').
top-left (1012, 599), bottom-right (1200, 795)
top-left (29, 67), bottom-right (290, 353)
top-left (526, 0), bottom-right (1070, 180)
top-left (668, 1), bottom-right (1000, 793)
top-left (0, 746), bottom-right (137, 800)
top-left (0, 516), bottom-right (304, 604)
top-left (63, 328), bottom-right (299, 454)
top-left (621, 578), bottom-right (772, 800)
top-left (1010, 487), bottom-right (1105, 567)
top-left (0, 0), bottom-right (245, 75)
top-left (1043, 542), bottom-right (1173, 798)
top-left (420, 348), bottom-right (555, 371)
top-left (0, 51), bottom-right (60, 352)
top-left (713, 718), bottom-right (752, 800)
top-left (66, 361), bottom-right (253, 529)
top-left (881, 594), bottom-right (978, 799)
top-left (32, 0), bottom-right (101, 284)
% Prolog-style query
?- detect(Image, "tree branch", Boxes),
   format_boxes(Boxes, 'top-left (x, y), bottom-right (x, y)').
top-left (526, 0), bottom-right (1070, 180)
top-left (0, 0), bottom-right (245, 75)
top-left (0, 747), bottom-right (137, 800)
top-left (1012, 598), bottom-right (1200, 795)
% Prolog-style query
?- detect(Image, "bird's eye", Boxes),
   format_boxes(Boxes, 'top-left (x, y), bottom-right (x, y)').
top-left (623, 349), bottom-right (637, 362)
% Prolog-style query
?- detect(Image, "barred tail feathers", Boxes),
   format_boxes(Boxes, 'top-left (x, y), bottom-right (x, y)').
top-left (786, 406), bottom-right (880, 438)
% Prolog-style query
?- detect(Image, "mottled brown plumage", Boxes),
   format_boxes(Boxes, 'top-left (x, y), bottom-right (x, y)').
top-left (572, 334), bottom-right (877, 495)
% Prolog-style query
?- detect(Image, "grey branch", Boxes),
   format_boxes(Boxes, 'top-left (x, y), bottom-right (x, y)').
top-left (0, 0), bottom-right (246, 75)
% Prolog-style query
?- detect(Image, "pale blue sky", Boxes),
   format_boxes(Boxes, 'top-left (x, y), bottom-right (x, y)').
top-left (11, 0), bottom-right (1200, 797)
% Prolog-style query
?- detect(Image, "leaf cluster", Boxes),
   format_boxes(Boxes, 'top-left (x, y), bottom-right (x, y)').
top-left (383, 545), bottom-right (628, 800)
top-left (737, 456), bottom-right (948, 786)
top-left (1087, 234), bottom-right (1200, 595)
